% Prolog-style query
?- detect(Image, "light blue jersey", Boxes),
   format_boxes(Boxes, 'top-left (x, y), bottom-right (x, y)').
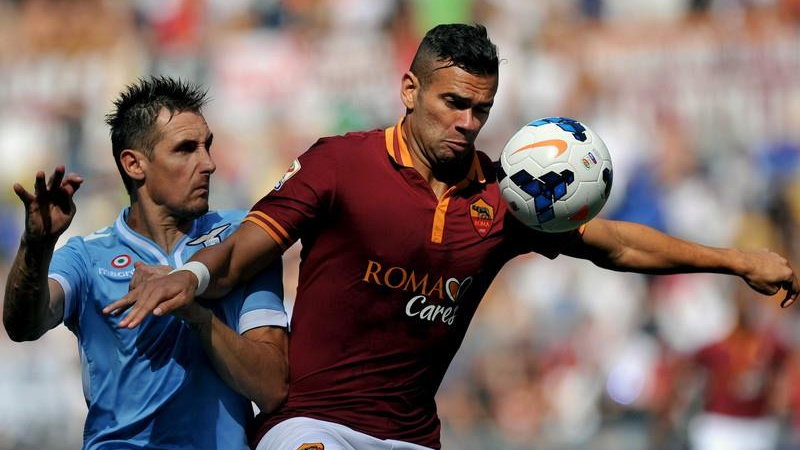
top-left (48, 208), bottom-right (287, 450)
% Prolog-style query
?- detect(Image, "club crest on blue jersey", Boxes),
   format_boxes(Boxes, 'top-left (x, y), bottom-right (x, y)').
top-left (111, 254), bottom-right (131, 268)
top-left (274, 158), bottom-right (301, 191)
top-left (188, 223), bottom-right (231, 247)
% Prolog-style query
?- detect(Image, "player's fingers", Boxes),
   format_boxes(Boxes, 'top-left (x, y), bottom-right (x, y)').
top-left (118, 303), bottom-right (145, 328)
top-left (103, 299), bottom-right (134, 316)
top-left (48, 166), bottom-right (65, 192)
top-left (781, 287), bottom-right (797, 308)
top-left (12, 183), bottom-right (34, 205)
top-left (153, 294), bottom-right (189, 317)
top-left (119, 294), bottom-right (164, 328)
top-left (781, 276), bottom-right (800, 308)
top-left (129, 262), bottom-right (148, 291)
top-left (34, 171), bottom-right (47, 197)
top-left (60, 174), bottom-right (84, 197)
top-left (103, 292), bottom-right (137, 315)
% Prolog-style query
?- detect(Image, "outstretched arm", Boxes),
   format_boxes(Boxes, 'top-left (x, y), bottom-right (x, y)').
top-left (3, 167), bottom-right (83, 341)
top-left (564, 218), bottom-right (799, 306)
top-left (106, 221), bottom-right (282, 328)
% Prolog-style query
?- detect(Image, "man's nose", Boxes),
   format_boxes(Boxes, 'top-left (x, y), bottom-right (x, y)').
top-left (456, 109), bottom-right (481, 133)
top-left (200, 149), bottom-right (216, 174)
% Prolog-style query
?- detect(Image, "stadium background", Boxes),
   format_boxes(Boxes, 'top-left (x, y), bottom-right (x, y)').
top-left (2, 0), bottom-right (800, 448)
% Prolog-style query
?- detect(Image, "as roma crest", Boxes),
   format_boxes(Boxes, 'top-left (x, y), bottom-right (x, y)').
top-left (469, 198), bottom-right (494, 238)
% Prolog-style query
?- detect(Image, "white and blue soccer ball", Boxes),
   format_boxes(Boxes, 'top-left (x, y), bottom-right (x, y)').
top-left (497, 117), bottom-right (613, 233)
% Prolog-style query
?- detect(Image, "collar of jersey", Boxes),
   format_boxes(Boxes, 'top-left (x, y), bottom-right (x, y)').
top-left (114, 208), bottom-right (198, 267)
top-left (384, 117), bottom-right (486, 185)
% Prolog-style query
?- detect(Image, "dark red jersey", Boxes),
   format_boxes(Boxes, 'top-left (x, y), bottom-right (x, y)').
top-left (244, 119), bottom-right (579, 448)
top-left (694, 329), bottom-right (788, 418)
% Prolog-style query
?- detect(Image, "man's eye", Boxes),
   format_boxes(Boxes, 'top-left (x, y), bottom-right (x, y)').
top-left (447, 99), bottom-right (467, 109)
top-left (178, 143), bottom-right (196, 152)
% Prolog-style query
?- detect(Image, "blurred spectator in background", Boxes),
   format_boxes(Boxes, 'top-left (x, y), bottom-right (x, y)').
top-left (3, 1), bottom-right (800, 449)
top-left (656, 291), bottom-right (789, 450)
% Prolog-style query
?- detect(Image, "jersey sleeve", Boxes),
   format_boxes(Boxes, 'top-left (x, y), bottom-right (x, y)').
top-left (504, 210), bottom-right (584, 259)
top-left (244, 138), bottom-right (338, 250)
top-left (48, 236), bottom-right (90, 331)
top-left (233, 258), bottom-right (287, 334)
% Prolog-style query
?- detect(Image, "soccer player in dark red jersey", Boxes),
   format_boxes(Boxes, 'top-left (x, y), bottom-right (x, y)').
top-left (656, 294), bottom-right (789, 450)
top-left (106, 24), bottom-right (799, 449)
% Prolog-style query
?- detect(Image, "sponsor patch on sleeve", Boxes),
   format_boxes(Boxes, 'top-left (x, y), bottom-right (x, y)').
top-left (274, 159), bottom-right (301, 191)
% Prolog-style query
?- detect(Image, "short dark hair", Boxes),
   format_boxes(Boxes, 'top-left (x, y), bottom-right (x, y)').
top-left (105, 76), bottom-right (208, 194)
top-left (409, 24), bottom-right (499, 84)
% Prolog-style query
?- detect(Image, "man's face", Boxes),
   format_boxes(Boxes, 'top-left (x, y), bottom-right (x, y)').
top-left (141, 109), bottom-right (215, 219)
top-left (405, 64), bottom-right (498, 168)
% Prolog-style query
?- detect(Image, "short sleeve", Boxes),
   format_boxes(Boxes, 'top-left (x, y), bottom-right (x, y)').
top-left (48, 236), bottom-right (90, 331)
top-left (234, 259), bottom-right (287, 334)
top-left (504, 213), bottom-right (583, 259)
top-left (243, 138), bottom-right (338, 250)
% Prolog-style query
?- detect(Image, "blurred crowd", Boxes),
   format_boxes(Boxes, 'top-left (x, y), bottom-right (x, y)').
top-left (2, 0), bottom-right (800, 448)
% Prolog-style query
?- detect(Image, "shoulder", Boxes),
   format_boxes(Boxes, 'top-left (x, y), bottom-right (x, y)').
top-left (304, 128), bottom-right (386, 160)
top-left (191, 209), bottom-right (246, 237)
top-left (61, 226), bottom-right (114, 253)
top-left (51, 226), bottom-right (118, 270)
top-left (202, 209), bottom-right (247, 225)
top-left (81, 226), bottom-right (114, 243)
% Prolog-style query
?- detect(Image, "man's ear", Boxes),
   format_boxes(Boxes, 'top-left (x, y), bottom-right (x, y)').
top-left (119, 149), bottom-right (147, 183)
top-left (400, 71), bottom-right (420, 111)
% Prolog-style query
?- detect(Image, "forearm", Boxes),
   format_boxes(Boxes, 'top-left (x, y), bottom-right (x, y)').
top-left (188, 240), bottom-right (237, 299)
top-left (3, 237), bottom-right (61, 341)
top-left (578, 219), bottom-right (745, 275)
top-left (190, 225), bottom-right (283, 299)
top-left (113, 224), bottom-right (286, 329)
top-left (188, 309), bottom-right (288, 412)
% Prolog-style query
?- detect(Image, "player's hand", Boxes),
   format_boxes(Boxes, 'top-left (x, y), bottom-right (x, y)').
top-left (103, 271), bottom-right (199, 328)
top-left (129, 262), bottom-right (171, 291)
top-left (14, 166), bottom-right (83, 244)
top-left (127, 263), bottom-right (210, 326)
top-left (739, 249), bottom-right (799, 308)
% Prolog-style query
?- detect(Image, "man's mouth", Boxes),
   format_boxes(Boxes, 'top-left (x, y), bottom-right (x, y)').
top-left (445, 140), bottom-right (470, 152)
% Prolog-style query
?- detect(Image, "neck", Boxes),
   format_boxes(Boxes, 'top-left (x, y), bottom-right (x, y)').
top-left (126, 200), bottom-right (193, 254)
top-left (401, 118), bottom-right (473, 200)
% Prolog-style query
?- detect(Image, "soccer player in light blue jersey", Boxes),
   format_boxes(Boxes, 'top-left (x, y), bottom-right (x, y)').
top-left (3, 77), bottom-right (289, 449)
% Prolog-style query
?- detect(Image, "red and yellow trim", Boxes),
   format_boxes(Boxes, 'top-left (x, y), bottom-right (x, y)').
top-left (243, 211), bottom-right (291, 251)
top-left (467, 153), bottom-right (486, 184)
top-left (384, 117), bottom-right (486, 185)
top-left (385, 119), bottom-right (414, 167)
top-left (430, 179), bottom-right (473, 244)
top-left (431, 197), bottom-right (452, 244)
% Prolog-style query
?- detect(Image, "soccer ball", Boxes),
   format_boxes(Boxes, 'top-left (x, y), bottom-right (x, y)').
top-left (497, 117), bottom-right (613, 233)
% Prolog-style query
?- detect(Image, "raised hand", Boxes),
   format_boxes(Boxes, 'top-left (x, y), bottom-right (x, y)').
top-left (739, 249), bottom-right (800, 308)
top-left (14, 166), bottom-right (83, 243)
